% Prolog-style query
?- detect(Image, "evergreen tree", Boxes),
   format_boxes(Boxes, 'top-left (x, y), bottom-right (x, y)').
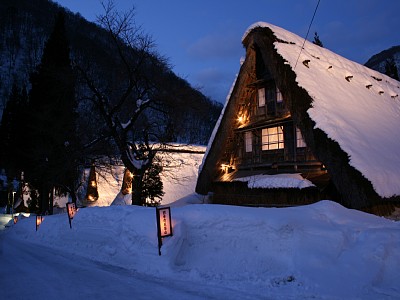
top-left (0, 82), bottom-right (28, 179)
top-left (27, 184), bottom-right (40, 214)
top-left (384, 58), bottom-right (399, 81)
top-left (141, 162), bottom-right (164, 206)
top-left (26, 11), bottom-right (78, 213)
top-left (312, 32), bottom-right (323, 47)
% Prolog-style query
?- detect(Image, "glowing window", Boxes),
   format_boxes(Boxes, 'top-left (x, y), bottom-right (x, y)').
top-left (262, 126), bottom-right (284, 150)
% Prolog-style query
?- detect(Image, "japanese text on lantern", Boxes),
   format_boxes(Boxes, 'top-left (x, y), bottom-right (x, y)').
top-left (159, 207), bottom-right (172, 237)
top-left (67, 202), bottom-right (76, 219)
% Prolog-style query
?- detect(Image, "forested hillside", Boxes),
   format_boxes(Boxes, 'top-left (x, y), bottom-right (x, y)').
top-left (0, 0), bottom-right (222, 145)
top-left (365, 45), bottom-right (400, 80)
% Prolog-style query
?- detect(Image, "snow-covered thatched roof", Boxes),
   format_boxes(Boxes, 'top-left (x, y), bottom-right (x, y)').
top-left (242, 22), bottom-right (400, 198)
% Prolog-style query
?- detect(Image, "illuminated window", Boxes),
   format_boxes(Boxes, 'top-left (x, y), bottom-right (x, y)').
top-left (245, 131), bottom-right (252, 152)
top-left (262, 126), bottom-right (284, 150)
top-left (276, 87), bottom-right (283, 103)
top-left (258, 88), bottom-right (265, 107)
top-left (296, 127), bottom-right (307, 148)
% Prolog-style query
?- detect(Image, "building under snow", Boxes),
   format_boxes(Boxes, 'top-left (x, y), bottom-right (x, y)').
top-left (196, 22), bottom-right (400, 215)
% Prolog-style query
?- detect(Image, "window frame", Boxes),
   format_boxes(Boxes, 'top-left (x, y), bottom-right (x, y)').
top-left (257, 88), bottom-right (266, 107)
top-left (245, 131), bottom-right (253, 153)
top-left (296, 127), bottom-right (307, 148)
top-left (261, 126), bottom-right (284, 151)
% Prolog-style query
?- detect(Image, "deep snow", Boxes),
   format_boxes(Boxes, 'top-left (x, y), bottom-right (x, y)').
top-left (1, 198), bottom-right (399, 299)
top-left (1, 143), bottom-right (399, 299)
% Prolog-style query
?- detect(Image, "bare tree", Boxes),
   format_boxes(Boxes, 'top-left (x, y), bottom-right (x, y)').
top-left (75, 1), bottom-right (167, 206)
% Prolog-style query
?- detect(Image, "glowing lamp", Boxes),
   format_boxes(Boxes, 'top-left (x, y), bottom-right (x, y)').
top-left (36, 215), bottom-right (43, 231)
top-left (121, 168), bottom-right (134, 195)
top-left (85, 164), bottom-right (99, 202)
top-left (221, 164), bottom-right (235, 174)
top-left (66, 202), bottom-right (77, 229)
top-left (156, 207), bottom-right (173, 255)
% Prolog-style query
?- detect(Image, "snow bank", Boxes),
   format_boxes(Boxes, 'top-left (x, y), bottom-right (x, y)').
top-left (5, 199), bottom-right (400, 299)
top-left (243, 22), bottom-right (400, 198)
top-left (234, 173), bottom-right (315, 189)
top-left (78, 145), bottom-right (205, 207)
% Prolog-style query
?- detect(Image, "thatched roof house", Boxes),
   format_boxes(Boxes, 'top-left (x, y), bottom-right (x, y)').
top-left (196, 22), bottom-right (400, 214)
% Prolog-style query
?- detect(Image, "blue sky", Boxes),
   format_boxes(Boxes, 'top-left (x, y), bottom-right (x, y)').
top-left (54, 0), bottom-right (400, 103)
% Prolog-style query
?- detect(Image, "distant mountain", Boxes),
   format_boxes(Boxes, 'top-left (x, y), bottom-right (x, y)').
top-left (364, 45), bottom-right (400, 76)
top-left (0, 0), bottom-right (222, 145)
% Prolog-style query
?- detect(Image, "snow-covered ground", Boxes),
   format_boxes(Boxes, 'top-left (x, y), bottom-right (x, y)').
top-left (82, 145), bottom-right (206, 207)
top-left (1, 198), bottom-right (399, 299)
top-left (1, 145), bottom-right (399, 299)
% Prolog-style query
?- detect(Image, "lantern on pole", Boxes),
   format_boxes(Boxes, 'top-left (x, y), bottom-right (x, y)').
top-left (121, 168), bottom-right (134, 195)
top-left (66, 202), bottom-right (77, 229)
top-left (156, 206), bottom-right (173, 256)
top-left (36, 215), bottom-right (43, 231)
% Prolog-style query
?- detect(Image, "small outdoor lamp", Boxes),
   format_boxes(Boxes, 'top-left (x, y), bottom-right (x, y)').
top-left (36, 215), bottom-right (42, 231)
top-left (85, 164), bottom-right (99, 202)
top-left (121, 168), bottom-right (134, 195)
top-left (66, 202), bottom-right (77, 229)
top-left (156, 206), bottom-right (173, 256)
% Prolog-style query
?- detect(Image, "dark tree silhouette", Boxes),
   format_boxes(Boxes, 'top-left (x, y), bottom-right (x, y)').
top-left (0, 82), bottom-right (28, 179)
top-left (76, 1), bottom-right (166, 206)
top-left (312, 32), bottom-right (323, 47)
top-left (384, 58), bottom-right (399, 81)
top-left (26, 11), bottom-right (78, 213)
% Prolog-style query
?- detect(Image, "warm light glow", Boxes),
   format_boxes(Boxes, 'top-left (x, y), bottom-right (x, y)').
top-left (237, 113), bottom-right (249, 125)
top-left (67, 203), bottom-right (77, 219)
top-left (36, 215), bottom-right (43, 226)
top-left (87, 195), bottom-right (94, 201)
top-left (90, 180), bottom-right (96, 187)
top-left (221, 163), bottom-right (235, 173)
top-left (158, 207), bottom-right (172, 238)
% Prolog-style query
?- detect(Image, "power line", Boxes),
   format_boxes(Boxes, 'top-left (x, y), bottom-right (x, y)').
top-left (294, 0), bottom-right (321, 69)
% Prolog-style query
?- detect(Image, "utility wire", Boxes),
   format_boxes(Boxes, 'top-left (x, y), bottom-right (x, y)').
top-left (294, 0), bottom-right (321, 69)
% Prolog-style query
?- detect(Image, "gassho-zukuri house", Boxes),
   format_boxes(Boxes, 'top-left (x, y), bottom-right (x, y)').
top-left (195, 22), bottom-right (400, 215)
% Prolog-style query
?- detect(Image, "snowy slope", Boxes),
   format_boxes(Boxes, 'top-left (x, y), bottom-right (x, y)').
top-left (243, 22), bottom-right (400, 198)
top-left (3, 199), bottom-right (399, 299)
top-left (84, 146), bottom-right (206, 207)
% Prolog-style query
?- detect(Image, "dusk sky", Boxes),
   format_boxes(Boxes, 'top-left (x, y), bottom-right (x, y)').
top-left (53, 0), bottom-right (400, 103)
